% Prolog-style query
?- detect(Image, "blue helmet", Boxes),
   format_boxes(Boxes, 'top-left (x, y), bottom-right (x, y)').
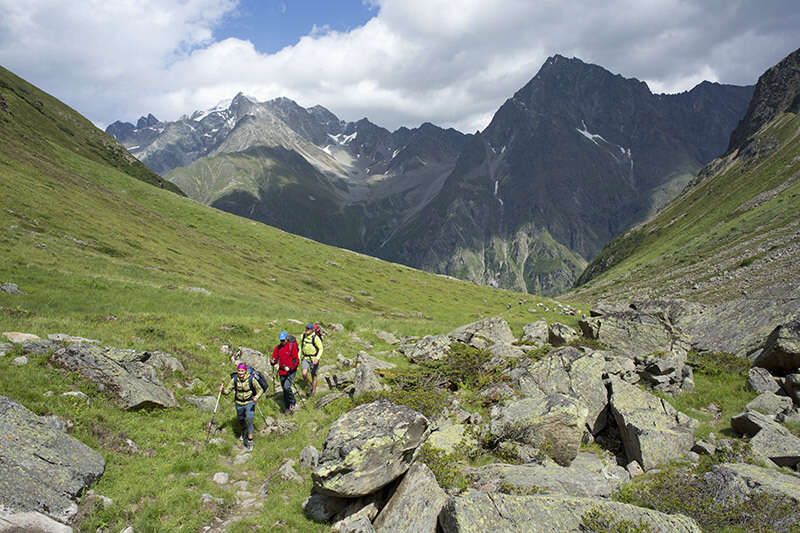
top-left (278, 330), bottom-right (288, 341)
top-left (305, 323), bottom-right (313, 329)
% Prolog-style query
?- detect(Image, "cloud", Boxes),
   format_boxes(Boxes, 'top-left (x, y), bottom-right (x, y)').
top-left (0, 0), bottom-right (798, 132)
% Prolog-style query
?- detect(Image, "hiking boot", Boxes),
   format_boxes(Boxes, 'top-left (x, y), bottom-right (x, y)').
top-left (288, 404), bottom-right (298, 415)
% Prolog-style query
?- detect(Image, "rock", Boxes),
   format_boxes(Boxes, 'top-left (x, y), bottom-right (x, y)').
top-left (374, 462), bottom-right (446, 533)
top-left (20, 339), bottom-right (56, 355)
top-left (145, 351), bottom-right (185, 373)
top-left (353, 358), bottom-right (385, 398)
top-left (547, 323), bottom-right (578, 346)
top-left (449, 317), bottom-right (515, 349)
top-left (692, 440), bottom-right (716, 456)
top-left (589, 308), bottom-right (690, 361)
top-left (752, 319), bottom-right (800, 374)
top-left (479, 382), bottom-right (515, 403)
top-left (609, 376), bottom-right (697, 471)
top-left (626, 461), bottom-right (644, 477)
top-left (745, 392), bottom-right (793, 417)
top-left (0, 283), bottom-right (22, 295)
top-left (12, 355), bottom-right (28, 366)
top-left (316, 391), bottom-right (349, 409)
top-left (731, 410), bottom-right (800, 468)
top-left (488, 343), bottom-right (526, 359)
top-left (300, 445), bottom-right (320, 469)
top-left (400, 335), bottom-right (451, 363)
top-left (61, 391), bottom-right (91, 404)
top-left (212, 472), bottom-right (229, 485)
top-left (184, 395), bottom-right (217, 412)
top-left (303, 492), bottom-right (349, 522)
top-left (426, 424), bottom-right (472, 455)
top-left (201, 493), bottom-right (224, 506)
top-left (522, 320), bottom-right (550, 346)
top-left (120, 526), bottom-right (134, 533)
top-left (47, 333), bottom-right (100, 345)
top-left (0, 343), bottom-right (11, 356)
top-left (313, 399), bottom-right (430, 497)
top-left (578, 317), bottom-right (601, 339)
top-left (356, 352), bottom-right (396, 372)
top-left (3, 332), bottom-right (40, 343)
top-left (50, 344), bottom-right (177, 409)
top-left (330, 323), bottom-right (345, 332)
top-left (0, 511), bottom-right (72, 532)
top-left (332, 515), bottom-right (375, 533)
top-left (337, 354), bottom-right (354, 367)
top-left (512, 347), bottom-right (608, 434)
top-left (704, 462), bottom-right (800, 507)
top-left (0, 396), bottom-right (105, 525)
top-left (232, 346), bottom-right (269, 373)
top-left (490, 393), bottom-right (588, 466)
top-left (748, 367), bottom-right (781, 394)
top-left (782, 373), bottom-right (800, 405)
top-left (467, 452), bottom-right (630, 498)
top-left (439, 491), bottom-right (701, 532)
top-left (376, 331), bottom-right (400, 345)
top-left (278, 459), bottom-right (303, 483)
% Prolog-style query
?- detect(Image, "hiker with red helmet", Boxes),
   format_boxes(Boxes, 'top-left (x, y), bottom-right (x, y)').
top-left (219, 362), bottom-right (264, 450)
top-left (271, 330), bottom-right (300, 413)
top-left (300, 322), bottom-right (324, 398)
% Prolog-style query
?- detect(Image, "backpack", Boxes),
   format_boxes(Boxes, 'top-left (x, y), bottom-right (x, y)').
top-left (230, 366), bottom-right (269, 396)
top-left (301, 330), bottom-right (321, 356)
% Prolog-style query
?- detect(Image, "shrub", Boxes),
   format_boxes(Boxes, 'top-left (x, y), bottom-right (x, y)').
top-left (580, 507), bottom-right (652, 533)
top-left (418, 443), bottom-right (467, 491)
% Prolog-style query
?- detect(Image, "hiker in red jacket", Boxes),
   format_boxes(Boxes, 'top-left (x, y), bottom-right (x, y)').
top-left (271, 330), bottom-right (300, 413)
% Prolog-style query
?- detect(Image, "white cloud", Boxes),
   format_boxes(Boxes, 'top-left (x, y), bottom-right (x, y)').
top-left (0, 0), bottom-right (798, 133)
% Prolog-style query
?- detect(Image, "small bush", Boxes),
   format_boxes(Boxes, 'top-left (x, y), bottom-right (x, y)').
top-left (418, 443), bottom-right (467, 491)
top-left (687, 351), bottom-right (750, 376)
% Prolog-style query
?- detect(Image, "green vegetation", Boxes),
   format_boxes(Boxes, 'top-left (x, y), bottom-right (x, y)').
top-left (615, 464), bottom-right (799, 532)
top-left (417, 443), bottom-right (468, 491)
top-left (657, 352), bottom-right (755, 438)
top-left (580, 507), bottom-right (652, 533)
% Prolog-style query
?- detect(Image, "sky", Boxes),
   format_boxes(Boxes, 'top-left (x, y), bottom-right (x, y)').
top-left (0, 0), bottom-right (798, 133)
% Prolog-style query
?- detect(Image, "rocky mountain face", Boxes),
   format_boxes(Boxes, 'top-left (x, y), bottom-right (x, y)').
top-left (574, 47), bottom-right (800, 356)
top-left (108, 56), bottom-right (752, 295)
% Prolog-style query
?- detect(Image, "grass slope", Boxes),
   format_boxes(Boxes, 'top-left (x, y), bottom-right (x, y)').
top-left (0, 67), bottom-right (583, 531)
top-left (574, 112), bottom-right (800, 303)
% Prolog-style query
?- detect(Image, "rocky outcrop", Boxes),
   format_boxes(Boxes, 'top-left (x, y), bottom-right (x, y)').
top-left (439, 491), bottom-right (701, 532)
top-left (0, 397), bottom-right (105, 525)
top-left (745, 392), bottom-right (793, 417)
top-left (449, 317), bottom-right (515, 349)
top-left (547, 323), bottom-right (578, 346)
top-left (373, 463), bottom-right (446, 533)
top-left (467, 452), bottom-right (629, 499)
top-left (748, 367), bottom-right (781, 393)
top-left (490, 394), bottom-right (588, 466)
top-left (752, 319), bottom-right (800, 374)
top-left (510, 347), bottom-right (608, 434)
top-left (521, 320), bottom-right (549, 346)
top-left (399, 335), bottom-right (451, 363)
top-left (313, 400), bottom-right (429, 497)
top-left (731, 410), bottom-right (800, 468)
top-left (703, 462), bottom-right (800, 507)
top-left (609, 376), bottom-right (697, 471)
top-left (50, 344), bottom-right (177, 409)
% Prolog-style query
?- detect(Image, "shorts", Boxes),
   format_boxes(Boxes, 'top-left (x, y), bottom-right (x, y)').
top-left (302, 357), bottom-right (319, 377)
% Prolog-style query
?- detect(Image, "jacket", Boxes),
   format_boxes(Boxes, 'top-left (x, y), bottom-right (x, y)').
top-left (300, 331), bottom-right (324, 361)
top-left (271, 340), bottom-right (299, 376)
top-left (222, 374), bottom-right (263, 405)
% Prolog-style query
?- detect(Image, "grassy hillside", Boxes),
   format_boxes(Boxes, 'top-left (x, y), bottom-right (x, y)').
top-left (0, 67), bottom-right (581, 531)
top-left (573, 111), bottom-right (800, 304)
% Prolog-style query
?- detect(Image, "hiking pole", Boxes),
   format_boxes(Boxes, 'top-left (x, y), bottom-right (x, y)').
top-left (255, 402), bottom-right (270, 427)
top-left (205, 387), bottom-right (223, 443)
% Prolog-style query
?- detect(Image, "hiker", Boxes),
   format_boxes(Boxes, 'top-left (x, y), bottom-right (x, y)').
top-left (300, 322), bottom-right (324, 397)
top-left (271, 330), bottom-right (300, 413)
top-left (219, 362), bottom-right (263, 450)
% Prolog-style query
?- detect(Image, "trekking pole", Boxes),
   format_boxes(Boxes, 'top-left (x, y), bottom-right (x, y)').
top-left (205, 387), bottom-right (223, 443)
top-left (255, 402), bottom-right (270, 427)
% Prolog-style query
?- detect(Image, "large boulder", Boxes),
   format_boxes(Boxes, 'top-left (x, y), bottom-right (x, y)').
top-left (745, 392), bottom-right (793, 417)
top-left (521, 320), bottom-right (549, 346)
top-left (752, 319), bottom-right (800, 374)
top-left (747, 367), bottom-right (781, 394)
top-left (233, 346), bottom-right (270, 374)
top-left (583, 308), bottom-right (690, 361)
top-left (313, 400), bottom-right (429, 497)
top-left (373, 462), bottom-right (446, 533)
top-left (0, 397), bottom-right (105, 525)
top-left (609, 376), bottom-right (697, 471)
top-left (352, 356), bottom-right (385, 398)
top-left (783, 373), bottom-right (800, 405)
top-left (449, 317), bottom-right (515, 349)
top-left (355, 352), bottom-right (396, 372)
top-left (703, 462), bottom-right (800, 507)
top-left (467, 451), bottom-right (629, 499)
top-left (439, 491), bottom-right (701, 532)
top-left (547, 323), bottom-right (578, 346)
top-left (511, 347), bottom-right (608, 434)
top-left (731, 410), bottom-right (800, 468)
top-left (400, 335), bottom-right (451, 363)
top-left (490, 393), bottom-right (588, 466)
top-left (50, 344), bottom-right (177, 409)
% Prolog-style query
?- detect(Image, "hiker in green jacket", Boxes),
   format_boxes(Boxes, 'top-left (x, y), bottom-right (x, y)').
top-left (300, 322), bottom-right (324, 398)
top-left (219, 363), bottom-right (263, 450)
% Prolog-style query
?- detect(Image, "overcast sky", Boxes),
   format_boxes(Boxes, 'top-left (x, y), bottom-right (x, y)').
top-left (0, 0), bottom-right (798, 133)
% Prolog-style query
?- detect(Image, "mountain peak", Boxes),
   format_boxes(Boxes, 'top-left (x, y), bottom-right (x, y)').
top-left (136, 113), bottom-right (160, 129)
